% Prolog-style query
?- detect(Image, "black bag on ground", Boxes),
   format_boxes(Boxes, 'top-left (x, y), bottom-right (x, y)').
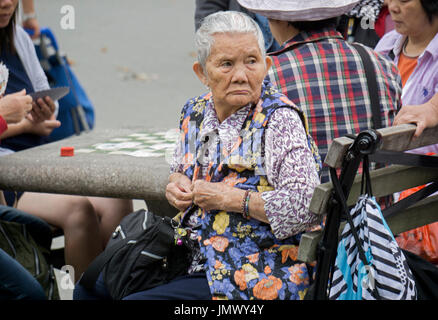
top-left (402, 249), bottom-right (438, 300)
top-left (0, 219), bottom-right (59, 300)
top-left (80, 209), bottom-right (191, 300)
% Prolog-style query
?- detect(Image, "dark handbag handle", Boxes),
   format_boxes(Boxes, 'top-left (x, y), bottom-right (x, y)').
top-left (330, 167), bottom-right (369, 268)
top-left (351, 43), bottom-right (382, 129)
top-left (79, 216), bottom-right (176, 290)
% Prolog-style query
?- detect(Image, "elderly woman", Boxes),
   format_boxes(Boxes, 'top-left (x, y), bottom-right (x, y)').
top-left (75, 11), bottom-right (321, 301)
top-left (74, 11), bottom-right (320, 300)
top-left (165, 10), bottom-right (321, 301)
top-left (376, 0), bottom-right (438, 139)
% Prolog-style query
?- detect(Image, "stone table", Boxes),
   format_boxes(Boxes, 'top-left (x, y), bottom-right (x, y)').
top-left (0, 127), bottom-right (179, 216)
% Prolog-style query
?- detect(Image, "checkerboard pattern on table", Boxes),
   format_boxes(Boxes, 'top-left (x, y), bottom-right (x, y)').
top-left (75, 129), bottom-right (179, 158)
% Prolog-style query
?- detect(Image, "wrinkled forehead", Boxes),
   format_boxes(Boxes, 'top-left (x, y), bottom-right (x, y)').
top-left (208, 32), bottom-right (263, 58)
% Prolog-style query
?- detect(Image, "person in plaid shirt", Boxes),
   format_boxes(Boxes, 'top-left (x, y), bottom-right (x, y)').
top-left (238, 0), bottom-right (402, 182)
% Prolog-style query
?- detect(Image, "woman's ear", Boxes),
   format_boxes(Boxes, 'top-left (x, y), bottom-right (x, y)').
top-left (265, 56), bottom-right (273, 73)
top-left (193, 61), bottom-right (208, 87)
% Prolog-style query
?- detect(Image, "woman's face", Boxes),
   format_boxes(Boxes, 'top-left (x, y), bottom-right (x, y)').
top-left (387, 0), bottom-right (431, 36)
top-left (0, 0), bottom-right (17, 28)
top-left (194, 32), bottom-right (271, 112)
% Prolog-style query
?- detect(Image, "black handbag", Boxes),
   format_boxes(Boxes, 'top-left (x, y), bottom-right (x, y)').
top-left (79, 209), bottom-right (192, 300)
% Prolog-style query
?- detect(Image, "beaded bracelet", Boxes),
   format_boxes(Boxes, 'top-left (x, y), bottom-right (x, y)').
top-left (241, 189), bottom-right (251, 219)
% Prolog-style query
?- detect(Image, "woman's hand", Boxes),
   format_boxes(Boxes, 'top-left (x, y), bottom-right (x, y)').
top-left (0, 90), bottom-right (32, 124)
top-left (191, 180), bottom-right (237, 212)
top-left (0, 115), bottom-right (61, 139)
top-left (25, 118), bottom-right (61, 136)
top-left (166, 173), bottom-right (193, 211)
top-left (28, 96), bottom-right (56, 123)
top-left (393, 95), bottom-right (438, 138)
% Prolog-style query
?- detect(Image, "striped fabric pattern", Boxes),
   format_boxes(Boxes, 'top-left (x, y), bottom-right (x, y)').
top-left (329, 195), bottom-right (417, 300)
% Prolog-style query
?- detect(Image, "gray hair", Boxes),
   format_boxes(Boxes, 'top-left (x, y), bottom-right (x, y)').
top-left (194, 11), bottom-right (266, 69)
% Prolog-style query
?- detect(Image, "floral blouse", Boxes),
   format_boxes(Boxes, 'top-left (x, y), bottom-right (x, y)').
top-left (170, 94), bottom-right (320, 273)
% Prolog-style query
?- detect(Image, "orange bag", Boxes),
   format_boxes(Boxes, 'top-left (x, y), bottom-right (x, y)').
top-left (396, 184), bottom-right (438, 265)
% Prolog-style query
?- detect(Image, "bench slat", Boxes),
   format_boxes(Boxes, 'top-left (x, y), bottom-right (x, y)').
top-left (310, 165), bottom-right (438, 215)
top-left (324, 124), bottom-right (438, 168)
top-left (387, 194), bottom-right (438, 235)
top-left (298, 195), bottom-right (438, 263)
top-left (297, 230), bottom-right (322, 263)
top-left (299, 123), bottom-right (438, 265)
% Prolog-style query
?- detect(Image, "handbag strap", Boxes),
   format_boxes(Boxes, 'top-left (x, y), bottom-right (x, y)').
top-left (351, 43), bottom-right (382, 129)
top-left (330, 167), bottom-right (369, 267)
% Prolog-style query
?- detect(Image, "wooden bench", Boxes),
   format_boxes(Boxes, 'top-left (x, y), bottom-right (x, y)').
top-left (297, 123), bottom-right (438, 263)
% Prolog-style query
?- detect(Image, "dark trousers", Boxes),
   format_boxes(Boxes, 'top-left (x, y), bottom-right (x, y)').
top-left (74, 272), bottom-right (212, 300)
top-left (0, 205), bottom-right (51, 300)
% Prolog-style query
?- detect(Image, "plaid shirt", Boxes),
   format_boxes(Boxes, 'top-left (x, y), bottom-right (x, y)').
top-left (267, 28), bottom-right (402, 182)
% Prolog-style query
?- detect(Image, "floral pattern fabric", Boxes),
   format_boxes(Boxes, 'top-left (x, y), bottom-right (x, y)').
top-left (173, 81), bottom-right (321, 300)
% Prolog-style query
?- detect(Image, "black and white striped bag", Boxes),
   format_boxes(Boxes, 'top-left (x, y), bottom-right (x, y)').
top-left (328, 194), bottom-right (417, 300)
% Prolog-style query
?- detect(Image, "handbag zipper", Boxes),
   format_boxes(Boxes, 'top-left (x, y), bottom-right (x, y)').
top-left (140, 250), bottom-right (163, 260)
top-left (140, 251), bottom-right (168, 268)
top-left (0, 223), bottom-right (17, 258)
top-left (113, 225), bottom-right (126, 239)
top-left (48, 265), bottom-right (55, 300)
top-left (32, 246), bottom-right (41, 276)
top-left (23, 224), bottom-right (41, 276)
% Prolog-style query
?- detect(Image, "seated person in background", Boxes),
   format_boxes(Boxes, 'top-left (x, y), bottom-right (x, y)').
top-left (74, 11), bottom-right (321, 300)
top-left (0, 0), bottom-right (133, 281)
top-left (375, 0), bottom-right (438, 140)
top-left (0, 59), bottom-right (32, 127)
top-left (0, 62), bottom-right (46, 300)
top-left (0, 0), bottom-right (60, 155)
top-left (238, 0), bottom-right (402, 182)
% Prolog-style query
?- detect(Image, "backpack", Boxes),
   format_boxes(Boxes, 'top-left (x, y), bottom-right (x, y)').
top-left (0, 219), bottom-right (59, 300)
top-left (33, 27), bottom-right (95, 142)
top-left (80, 209), bottom-right (192, 300)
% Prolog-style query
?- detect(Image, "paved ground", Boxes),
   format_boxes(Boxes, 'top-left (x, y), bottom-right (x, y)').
top-left (35, 0), bottom-right (204, 131)
top-left (33, 0), bottom-right (204, 300)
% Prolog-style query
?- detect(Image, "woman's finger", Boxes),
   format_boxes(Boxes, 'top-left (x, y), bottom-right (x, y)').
top-left (36, 98), bottom-right (54, 118)
top-left (44, 96), bottom-right (56, 113)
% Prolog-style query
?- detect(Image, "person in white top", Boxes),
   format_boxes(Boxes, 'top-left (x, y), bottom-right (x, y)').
top-left (0, 0), bottom-right (133, 281)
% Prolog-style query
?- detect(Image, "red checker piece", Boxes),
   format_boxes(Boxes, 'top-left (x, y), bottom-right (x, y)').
top-left (60, 146), bottom-right (74, 157)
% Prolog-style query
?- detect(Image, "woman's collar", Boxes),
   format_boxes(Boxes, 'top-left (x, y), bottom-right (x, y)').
top-left (391, 30), bottom-right (438, 61)
top-left (200, 94), bottom-right (252, 140)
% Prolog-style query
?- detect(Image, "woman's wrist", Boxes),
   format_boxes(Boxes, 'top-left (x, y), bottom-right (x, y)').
top-left (22, 12), bottom-right (37, 22)
top-left (426, 98), bottom-right (438, 128)
top-left (224, 187), bottom-right (252, 218)
top-left (241, 189), bottom-right (252, 219)
top-left (220, 187), bottom-right (245, 213)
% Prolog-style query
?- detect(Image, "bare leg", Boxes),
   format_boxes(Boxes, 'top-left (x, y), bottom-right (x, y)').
top-left (88, 197), bottom-right (133, 247)
top-left (17, 192), bottom-right (103, 281)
